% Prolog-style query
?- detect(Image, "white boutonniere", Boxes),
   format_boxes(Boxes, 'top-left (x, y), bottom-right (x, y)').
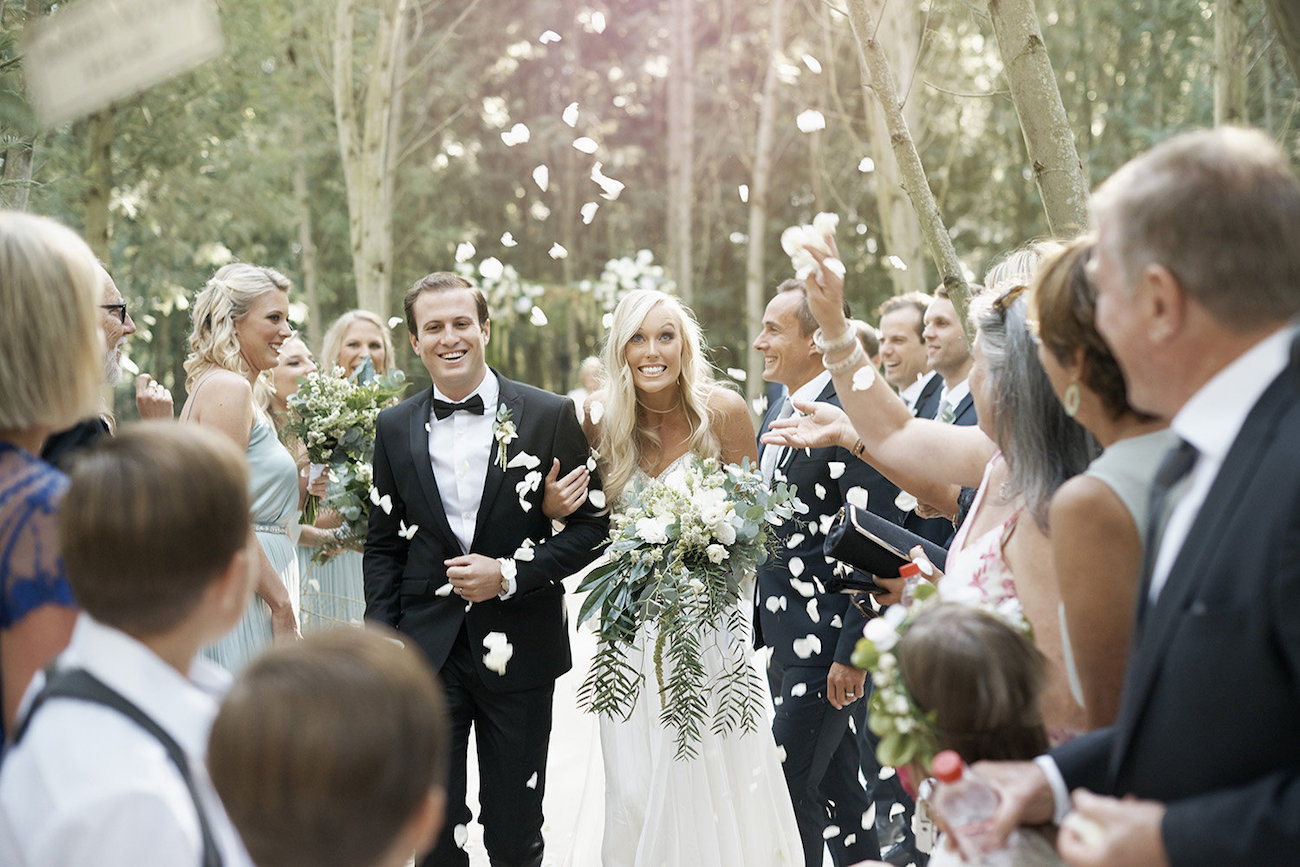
top-left (493, 404), bottom-right (517, 471)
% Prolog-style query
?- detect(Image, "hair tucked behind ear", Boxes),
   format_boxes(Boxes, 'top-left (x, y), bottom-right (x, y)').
top-left (597, 289), bottom-right (720, 503)
top-left (185, 263), bottom-right (291, 405)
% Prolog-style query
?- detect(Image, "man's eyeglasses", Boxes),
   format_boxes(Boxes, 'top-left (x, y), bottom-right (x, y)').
top-left (101, 303), bottom-right (127, 323)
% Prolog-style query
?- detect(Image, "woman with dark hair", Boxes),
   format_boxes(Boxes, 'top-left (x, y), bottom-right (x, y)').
top-left (764, 241), bottom-right (1098, 742)
top-left (1029, 238), bottom-right (1172, 728)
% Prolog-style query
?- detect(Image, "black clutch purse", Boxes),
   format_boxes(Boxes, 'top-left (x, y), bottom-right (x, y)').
top-left (822, 505), bottom-right (949, 592)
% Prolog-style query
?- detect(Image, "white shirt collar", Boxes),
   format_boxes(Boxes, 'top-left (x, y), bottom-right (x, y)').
top-left (1170, 327), bottom-right (1293, 462)
top-left (788, 370), bottom-right (832, 407)
top-left (939, 377), bottom-right (970, 408)
top-left (432, 369), bottom-right (499, 417)
top-left (899, 370), bottom-right (937, 409)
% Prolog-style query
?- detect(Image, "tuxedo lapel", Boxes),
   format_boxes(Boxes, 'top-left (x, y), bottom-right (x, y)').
top-left (471, 371), bottom-right (524, 551)
top-left (406, 388), bottom-right (460, 551)
top-left (1110, 367), bottom-right (1292, 776)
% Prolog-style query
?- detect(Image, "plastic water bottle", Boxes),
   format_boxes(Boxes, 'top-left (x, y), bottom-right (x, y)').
top-left (930, 750), bottom-right (1016, 863)
top-left (898, 561), bottom-right (924, 605)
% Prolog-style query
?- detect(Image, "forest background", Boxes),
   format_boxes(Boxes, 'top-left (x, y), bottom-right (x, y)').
top-left (1, 0), bottom-right (1297, 420)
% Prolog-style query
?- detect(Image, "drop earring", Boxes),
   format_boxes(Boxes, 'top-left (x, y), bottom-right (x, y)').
top-left (1062, 383), bottom-right (1081, 417)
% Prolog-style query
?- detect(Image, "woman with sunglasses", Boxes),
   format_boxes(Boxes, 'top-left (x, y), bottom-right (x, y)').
top-left (180, 263), bottom-right (301, 671)
top-left (764, 239), bottom-right (1097, 743)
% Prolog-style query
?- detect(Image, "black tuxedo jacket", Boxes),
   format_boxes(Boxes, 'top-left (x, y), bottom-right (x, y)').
top-left (753, 379), bottom-right (905, 669)
top-left (905, 377), bottom-right (976, 546)
top-left (364, 370), bottom-right (608, 692)
top-left (1052, 337), bottom-right (1300, 865)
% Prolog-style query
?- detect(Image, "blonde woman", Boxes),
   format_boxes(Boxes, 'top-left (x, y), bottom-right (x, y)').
top-left (578, 289), bottom-right (801, 866)
top-left (181, 263), bottom-right (300, 671)
top-left (0, 212), bottom-right (103, 739)
top-left (320, 309), bottom-right (394, 379)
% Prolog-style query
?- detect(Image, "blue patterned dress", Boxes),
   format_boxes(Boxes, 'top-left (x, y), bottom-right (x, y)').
top-left (0, 443), bottom-right (76, 742)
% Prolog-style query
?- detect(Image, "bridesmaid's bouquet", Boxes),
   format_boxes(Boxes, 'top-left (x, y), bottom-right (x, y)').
top-left (285, 362), bottom-right (407, 555)
top-left (577, 455), bottom-right (804, 759)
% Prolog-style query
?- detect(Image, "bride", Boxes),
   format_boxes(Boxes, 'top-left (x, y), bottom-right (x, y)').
top-left (572, 288), bottom-right (802, 866)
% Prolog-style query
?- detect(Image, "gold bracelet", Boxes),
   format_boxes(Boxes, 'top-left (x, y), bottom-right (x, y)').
top-left (852, 438), bottom-right (866, 458)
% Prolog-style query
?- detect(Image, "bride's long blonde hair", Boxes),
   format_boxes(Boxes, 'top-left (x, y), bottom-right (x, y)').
top-left (597, 289), bottom-right (721, 503)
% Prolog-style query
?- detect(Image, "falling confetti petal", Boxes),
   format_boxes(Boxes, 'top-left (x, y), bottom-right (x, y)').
top-left (787, 533), bottom-right (804, 548)
top-left (530, 306), bottom-right (549, 325)
top-left (526, 771), bottom-right (539, 789)
top-left (819, 513), bottom-right (835, 534)
top-left (387, 316), bottom-right (403, 329)
top-left (917, 558), bottom-right (935, 577)
top-left (765, 595), bottom-right (787, 613)
top-left (508, 451), bottom-right (542, 470)
top-left (589, 400), bottom-right (605, 424)
top-left (796, 109), bottom-right (826, 133)
top-left (501, 122), bottom-right (531, 147)
top-left (885, 255), bottom-right (908, 271)
top-left (791, 577), bottom-right (815, 597)
top-left (792, 634), bottom-right (822, 659)
top-left (791, 682), bottom-right (808, 697)
top-left (483, 632), bottom-right (514, 674)
top-left (573, 136), bottom-right (598, 154)
top-left (533, 165), bottom-right (549, 192)
top-left (435, 583), bottom-right (454, 597)
top-left (454, 824), bottom-right (469, 848)
top-left (590, 161), bottom-right (625, 200)
top-left (562, 101), bottom-right (580, 127)
top-left (727, 367), bottom-right (747, 382)
top-left (806, 598), bottom-right (820, 623)
top-left (830, 614), bottom-right (842, 628)
top-left (895, 490), bottom-right (919, 512)
top-left (548, 243), bottom-right (567, 260)
top-left (789, 557), bottom-right (805, 578)
top-left (581, 202), bottom-right (599, 224)
top-left (501, 232), bottom-right (517, 247)
top-left (852, 365), bottom-right (876, 391)
top-left (455, 241), bottom-right (476, 262)
top-left (480, 257), bottom-right (505, 280)
top-left (738, 184), bottom-right (749, 203)
top-left (846, 487), bottom-right (869, 510)
top-left (589, 490), bottom-right (606, 509)
top-left (803, 54), bottom-right (823, 73)
top-left (862, 804), bottom-right (877, 828)
top-left (590, 10), bottom-right (606, 32)
top-left (858, 157), bottom-right (876, 173)
top-left (398, 520), bottom-right (418, 540)
top-left (844, 833), bottom-right (857, 846)
top-left (539, 29), bottom-right (561, 44)
top-left (828, 461), bottom-right (845, 479)
top-left (369, 488), bottom-right (392, 515)
top-left (823, 825), bottom-right (841, 840)
top-left (814, 483), bottom-right (827, 500)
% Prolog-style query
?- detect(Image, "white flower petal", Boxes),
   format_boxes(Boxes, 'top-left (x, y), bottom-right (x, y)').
top-left (398, 520), bottom-right (419, 540)
top-left (738, 184), bottom-right (749, 203)
top-left (830, 614), bottom-right (842, 628)
top-left (858, 156), bottom-right (876, 173)
top-left (786, 533), bottom-right (805, 549)
top-left (573, 136), bottom-right (598, 154)
top-left (792, 634), bottom-right (821, 659)
top-left (526, 771), bottom-right (539, 789)
top-left (480, 257), bottom-right (505, 280)
top-left (589, 400), bottom-right (605, 425)
top-left (507, 451), bottom-right (541, 470)
top-left (387, 316), bottom-right (403, 329)
top-left (435, 583), bottom-right (454, 597)
top-left (845, 487), bottom-right (869, 510)
top-left (581, 201), bottom-right (599, 224)
top-left (777, 745), bottom-right (788, 763)
top-left (791, 577), bottom-right (816, 598)
top-left (588, 490), bottom-right (606, 509)
top-left (764, 595), bottom-right (786, 613)
top-left (852, 364), bottom-right (876, 391)
top-left (454, 824), bottom-right (469, 848)
top-left (802, 54), bottom-right (823, 74)
top-left (789, 557), bottom-right (805, 578)
top-left (726, 367), bottom-right (747, 382)
top-left (824, 256), bottom-right (846, 279)
top-left (455, 241), bottom-right (476, 262)
top-left (863, 804), bottom-right (876, 828)
top-left (790, 682), bottom-right (808, 697)
top-left (828, 461), bottom-right (845, 479)
top-left (823, 825), bottom-right (841, 840)
top-left (806, 598), bottom-right (820, 623)
top-left (885, 254), bottom-right (908, 271)
top-left (482, 632), bottom-right (514, 675)
top-left (814, 483), bottom-right (826, 500)
top-left (530, 306), bottom-right (549, 326)
top-left (796, 109), bottom-right (826, 132)
top-left (533, 165), bottom-right (550, 192)
top-left (501, 232), bottom-right (518, 247)
top-left (562, 101), bottom-right (580, 127)
top-left (547, 243), bottom-right (567, 260)
top-left (539, 29), bottom-right (561, 43)
top-left (895, 490), bottom-right (919, 512)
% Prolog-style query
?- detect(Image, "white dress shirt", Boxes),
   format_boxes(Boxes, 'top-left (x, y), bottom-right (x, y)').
top-left (1038, 325), bottom-right (1295, 823)
top-left (764, 371), bottom-right (831, 482)
top-left (0, 614), bottom-right (253, 867)
top-left (898, 370), bottom-right (938, 413)
top-left (936, 377), bottom-right (970, 422)
top-left (428, 372), bottom-right (498, 554)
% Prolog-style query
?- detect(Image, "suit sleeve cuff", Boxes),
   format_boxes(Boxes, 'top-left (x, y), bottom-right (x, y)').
top-left (1034, 755), bottom-right (1073, 825)
top-left (497, 557), bottom-right (518, 600)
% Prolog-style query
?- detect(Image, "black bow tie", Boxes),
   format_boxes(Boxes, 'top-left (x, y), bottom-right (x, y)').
top-left (432, 393), bottom-right (485, 420)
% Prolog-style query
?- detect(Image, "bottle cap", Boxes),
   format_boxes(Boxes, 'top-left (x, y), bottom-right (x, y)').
top-left (899, 561), bottom-right (923, 579)
top-left (931, 749), bottom-right (964, 783)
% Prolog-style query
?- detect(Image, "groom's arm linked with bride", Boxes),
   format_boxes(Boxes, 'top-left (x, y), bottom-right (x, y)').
top-left (363, 272), bottom-right (608, 867)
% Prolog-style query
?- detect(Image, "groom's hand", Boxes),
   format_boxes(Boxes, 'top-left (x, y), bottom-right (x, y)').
top-left (446, 554), bottom-right (505, 603)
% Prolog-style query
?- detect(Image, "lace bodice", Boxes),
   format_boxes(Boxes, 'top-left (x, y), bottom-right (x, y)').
top-left (0, 443), bottom-right (75, 629)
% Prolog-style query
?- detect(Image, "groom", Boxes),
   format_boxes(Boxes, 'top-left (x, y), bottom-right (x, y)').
top-left (365, 272), bottom-right (608, 867)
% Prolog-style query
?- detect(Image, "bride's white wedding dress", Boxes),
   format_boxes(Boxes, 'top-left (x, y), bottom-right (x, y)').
top-left (591, 454), bottom-right (802, 866)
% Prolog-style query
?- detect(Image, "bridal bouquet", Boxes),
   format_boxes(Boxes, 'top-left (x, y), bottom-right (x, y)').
top-left (284, 362), bottom-right (407, 556)
top-left (577, 455), bottom-right (804, 759)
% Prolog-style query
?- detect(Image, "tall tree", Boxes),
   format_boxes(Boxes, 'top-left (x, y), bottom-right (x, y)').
top-left (1265, 0), bottom-right (1300, 84)
top-left (986, 0), bottom-right (1088, 238)
top-left (1214, 0), bottom-right (1250, 125)
top-left (667, 0), bottom-right (695, 303)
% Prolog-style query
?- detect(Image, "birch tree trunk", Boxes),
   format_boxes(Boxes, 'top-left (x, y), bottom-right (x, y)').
top-left (987, 0), bottom-right (1088, 238)
top-left (744, 0), bottom-right (786, 415)
top-left (293, 154), bottom-right (322, 350)
top-left (667, 0), bottom-right (694, 303)
top-left (1214, 0), bottom-right (1249, 126)
top-left (856, 0), bottom-right (926, 295)
top-left (844, 0), bottom-right (975, 338)
top-left (83, 108), bottom-right (114, 262)
top-left (333, 0), bottom-right (407, 316)
top-left (1265, 0), bottom-right (1300, 84)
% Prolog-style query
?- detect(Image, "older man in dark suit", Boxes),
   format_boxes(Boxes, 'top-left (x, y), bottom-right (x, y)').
top-left (982, 128), bottom-right (1300, 866)
top-left (753, 278), bottom-right (905, 867)
top-left (365, 272), bottom-right (607, 867)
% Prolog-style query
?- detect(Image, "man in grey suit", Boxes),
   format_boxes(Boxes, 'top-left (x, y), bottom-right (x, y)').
top-left (981, 128), bottom-right (1300, 866)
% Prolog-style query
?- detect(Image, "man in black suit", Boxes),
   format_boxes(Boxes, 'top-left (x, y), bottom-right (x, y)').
top-left (983, 128), bottom-right (1300, 866)
top-left (365, 272), bottom-right (608, 867)
top-left (752, 279), bottom-right (904, 867)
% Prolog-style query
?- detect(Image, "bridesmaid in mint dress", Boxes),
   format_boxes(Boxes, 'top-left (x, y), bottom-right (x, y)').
top-left (295, 310), bottom-right (396, 632)
top-left (181, 263), bottom-right (301, 671)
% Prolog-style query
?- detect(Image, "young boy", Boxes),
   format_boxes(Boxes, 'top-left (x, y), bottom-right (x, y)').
top-left (208, 627), bottom-right (449, 867)
top-left (0, 422), bottom-right (257, 866)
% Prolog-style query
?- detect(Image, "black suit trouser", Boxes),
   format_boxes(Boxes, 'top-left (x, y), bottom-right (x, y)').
top-left (420, 624), bottom-right (554, 867)
top-left (769, 659), bottom-right (879, 867)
